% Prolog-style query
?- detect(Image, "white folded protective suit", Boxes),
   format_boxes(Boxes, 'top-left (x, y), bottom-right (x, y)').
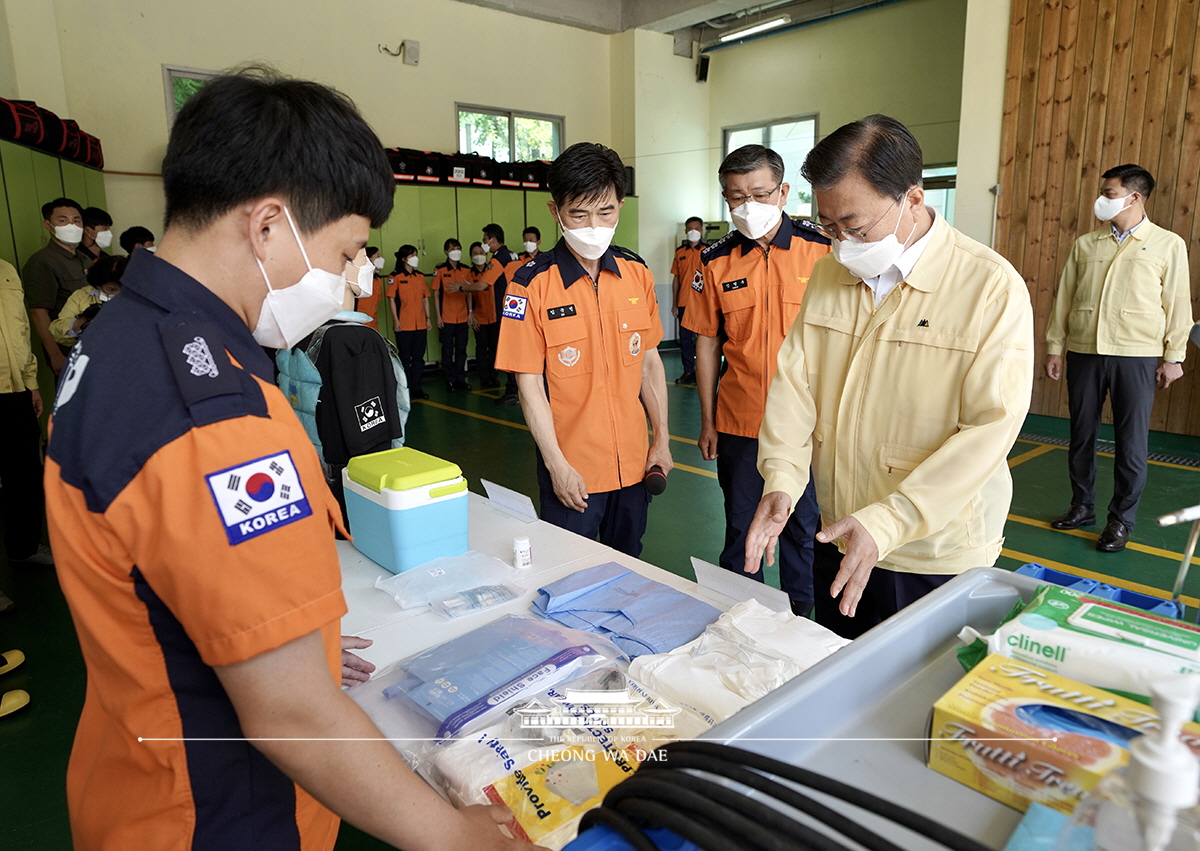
top-left (628, 599), bottom-right (850, 726)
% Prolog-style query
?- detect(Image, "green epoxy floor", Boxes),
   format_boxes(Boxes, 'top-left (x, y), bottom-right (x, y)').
top-left (3, 349), bottom-right (1200, 850)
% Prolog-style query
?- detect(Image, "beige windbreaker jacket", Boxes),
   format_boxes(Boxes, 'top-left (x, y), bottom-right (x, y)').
top-left (759, 218), bottom-right (1034, 575)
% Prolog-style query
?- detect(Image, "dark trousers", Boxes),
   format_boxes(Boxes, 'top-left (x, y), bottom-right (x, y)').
top-left (0, 391), bottom-right (45, 560)
top-left (395, 329), bottom-right (426, 393)
top-left (813, 540), bottom-right (954, 639)
top-left (1066, 352), bottom-right (1157, 527)
top-left (440, 322), bottom-right (468, 384)
top-left (475, 322), bottom-right (499, 383)
top-left (716, 432), bottom-right (817, 606)
top-left (677, 306), bottom-right (695, 377)
top-left (537, 455), bottom-right (650, 557)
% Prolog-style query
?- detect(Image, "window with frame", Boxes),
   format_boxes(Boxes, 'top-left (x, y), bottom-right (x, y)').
top-left (922, 166), bottom-right (956, 226)
top-left (723, 115), bottom-right (817, 218)
top-left (457, 105), bottom-right (563, 163)
top-left (162, 65), bottom-right (219, 125)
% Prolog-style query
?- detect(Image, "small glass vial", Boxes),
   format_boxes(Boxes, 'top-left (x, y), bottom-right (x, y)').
top-left (513, 536), bottom-right (532, 569)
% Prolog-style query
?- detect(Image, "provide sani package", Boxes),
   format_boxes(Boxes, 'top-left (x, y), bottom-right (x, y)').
top-left (958, 584), bottom-right (1200, 713)
top-left (413, 665), bottom-right (708, 850)
top-left (430, 583), bottom-right (522, 619)
top-left (363, 616), bottom-right (626, 743)
top-left (375, 550), bottom-right (518, 609)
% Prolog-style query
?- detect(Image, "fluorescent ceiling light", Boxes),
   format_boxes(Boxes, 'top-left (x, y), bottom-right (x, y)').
top-left (718, 15), bottom-right (791, 42)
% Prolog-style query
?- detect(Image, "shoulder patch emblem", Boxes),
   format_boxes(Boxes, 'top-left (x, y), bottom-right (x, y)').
top-left (629, 332), bottom-right (642, 357)
top-left (691, 270), bottom-right (704, 293)
top-left (183, 336), bottom-right (220, 378)
top-left (355, 396), bottom-right (386, 432)
top-left (206, 451), bottom-right (312, 546)
top-left (503, 295), bottom-right (529, 320)
top-left (558, 346), bottom-right (581, 367)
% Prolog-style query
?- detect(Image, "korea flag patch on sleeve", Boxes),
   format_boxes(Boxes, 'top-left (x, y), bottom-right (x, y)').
top-left (502, 294), bottom-right (529, 321)
top-left (206, 450), bottom-right (313, 545)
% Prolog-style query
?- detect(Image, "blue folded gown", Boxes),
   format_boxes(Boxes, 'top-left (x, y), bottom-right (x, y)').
top-left (533, 562), bottom-right (721, 657)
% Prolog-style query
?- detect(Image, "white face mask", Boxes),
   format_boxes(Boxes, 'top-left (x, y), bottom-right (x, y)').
top-left (1094, 193), bottom-right (1134, 222)
top-left (95, 230), bottom-right (113, 250)
top-left (686, 229), bottom-right (702, 244)
top-left (54, 224), bottom-right (84, 245)
top-left (523, 241), bottom-right (538, 254)
top-left (558, 216), bottom-right (616, 261)
top-left (145, 245), bottom-right (157, 253)
top-left (471, 254), bottom-right (487, 266)
top-left (407, 255), bottom-right (419, 269)
top-left (729, 198), bottom-right (783, 241)
top-left (372, 256), bottom-right (385, 270)
top-left (448, 249), bottom-right (463, 262)
top-left (251, 207), bottom-right (347, 349)
top-left (348, 257), bottom-right (374, 298)
top-left (96, 290), bottom-right (113, 303)
top-left (830, 198), bottom-right (917, 281)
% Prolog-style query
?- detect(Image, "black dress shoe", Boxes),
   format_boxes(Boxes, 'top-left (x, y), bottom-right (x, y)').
top-left (494, 392), bottom-right (520, 407)
top-left (1097, 519), bottom-right (1130, 552)
top-left (410, 389), bottom-right (429, 400)
top-left (674, 373), bottom-right (696, 385)
top-left (1050, 505), bottom-right (1096, 530)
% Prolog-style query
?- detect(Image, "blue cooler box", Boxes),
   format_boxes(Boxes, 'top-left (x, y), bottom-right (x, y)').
top-left (343, 447), bottom-right (469, 573)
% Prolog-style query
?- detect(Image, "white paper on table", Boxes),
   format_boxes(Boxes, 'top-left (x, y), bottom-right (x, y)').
top-left (691, 557), bottom-right (789, 612)
top-left (481, 479), bottom-right (538, 523)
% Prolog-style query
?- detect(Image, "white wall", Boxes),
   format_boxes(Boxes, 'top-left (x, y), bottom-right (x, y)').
top-left (954, 0), bottom-right (1012, 246)
top-left (27, 0), bottom-right (614, 235)
top-left (705, 0), bottom-right (968, 180)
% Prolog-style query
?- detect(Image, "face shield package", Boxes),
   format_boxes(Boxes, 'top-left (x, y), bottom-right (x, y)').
top-left (374, 549), bottom-right (519, 610)
top-left (411, 664), bottom-right (709, 849)
top-left (348, 615), bottom-right (627, 753)
top-left (958, 584), bottom-right (1200, 716)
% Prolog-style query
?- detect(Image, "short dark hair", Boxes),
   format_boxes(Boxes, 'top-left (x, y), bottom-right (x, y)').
top-left (366, 245), bottom-right (379, 259)
top-left (522, 226), bottom-right (541, 240)
top-left (469, 242), bottom-right (485, 255)
top-left (86, 254), bottom-right (128, 289)
top-left (1102, 164), bottom-right (1155, 197)
top-left (802, 114), bottom-right (923, 200)
top-left (548, 142), bottom-right (627, 209)
top-left (482, 223), bottom-right (505, 244)
top-left (718, 146), bottom-right (784, 192)
top-left (443, 237), bottom-right (461, 251)
top-left (685, 216), bottom-right (704, 227)
top-left (119, 226), bottom-right (154, 254)
top-left (42, 197), bottom-right (83, 221)
top-left (83, 206), bottom-right (112, 228)
top-left (162, 66), bottom-right (394, 233)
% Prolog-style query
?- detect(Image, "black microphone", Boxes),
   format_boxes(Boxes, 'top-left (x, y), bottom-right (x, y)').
top-left (644, 465), bottom-right (667, 495)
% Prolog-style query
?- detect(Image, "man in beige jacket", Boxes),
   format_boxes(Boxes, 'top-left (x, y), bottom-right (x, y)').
top-left (745, 115), bottom-right (1034, 638)
top-left (1045, 164), bottom-right (1191, 553)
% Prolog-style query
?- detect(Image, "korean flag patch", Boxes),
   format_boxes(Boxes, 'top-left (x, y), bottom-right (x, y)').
top-left (503, 294), bottom-right (529, 321)
top-left (691, 270), bottom-right (704, 293)
top-left (206, 450), bottom-right (312, 545)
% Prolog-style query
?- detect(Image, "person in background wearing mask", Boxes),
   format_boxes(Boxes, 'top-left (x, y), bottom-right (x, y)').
top-left (388, 243), bottom-right (430, 400)
top-left (482, 223), bottom-right (521, 406)
top-left (21, 197), bottom-right (89, 376)
top-left (464, 241), bottom-right (504, 388)
top-left (43, 69), bottom-right (529, 851)
top-left (683, 145), bottom-right (829, 617)
top-left (50, 255), bottom-right (127, 348)
top-left (432, 238), bottom-right (473, 391)
top-left (496, 142), bottom-right (672, 556)
top-left (518, 226), bottom-right (542, 261)
top-left (78, 207), bottom-right (114, 265)
top-left (1044, 164), bottom-right (1192, 552)
top-left (353, 245), bottom-right (386, 330)
top-left (119, 225), bottom-right (156, 256)
top-left (745, 114), bottom-right (1033, 638)
top-left (670, 216), bottom-right (706, 385)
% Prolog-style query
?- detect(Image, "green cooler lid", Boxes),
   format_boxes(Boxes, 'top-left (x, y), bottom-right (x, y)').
top-left (347, 447), bottom-right (463, 493)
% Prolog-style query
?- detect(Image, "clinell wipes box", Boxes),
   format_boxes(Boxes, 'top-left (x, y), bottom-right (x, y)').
top-left (343, 447), bottom-right (468, 573)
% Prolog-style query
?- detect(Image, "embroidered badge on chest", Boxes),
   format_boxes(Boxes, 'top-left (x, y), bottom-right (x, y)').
top-left (559, 346), bottom-right (581, 367)
top-left (629, 332), bottom-right (642, 356)
top-left (182, 336), bottom-right (220, 378)
top-left (206, 451), bottom-right (312, 545)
